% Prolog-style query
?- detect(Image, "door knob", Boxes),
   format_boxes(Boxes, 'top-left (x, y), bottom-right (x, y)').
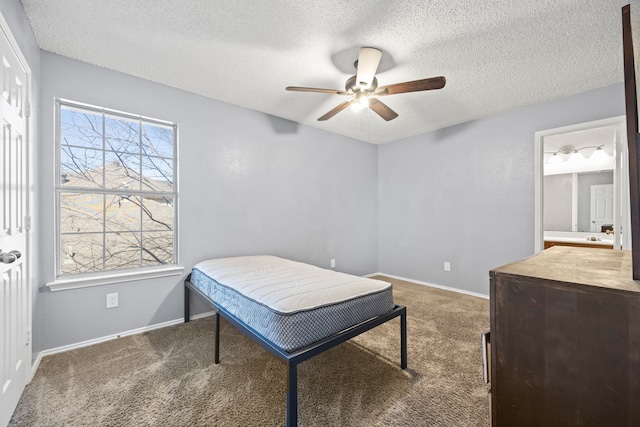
top-left (0, 250), bottom-right (21, 264)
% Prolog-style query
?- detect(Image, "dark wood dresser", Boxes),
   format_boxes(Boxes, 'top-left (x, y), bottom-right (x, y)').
top-left (489, 246), bottom-right (640, 426)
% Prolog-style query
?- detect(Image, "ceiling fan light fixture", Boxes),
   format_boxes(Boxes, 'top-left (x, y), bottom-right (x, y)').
top-left (352, 92), bottom-right (370, 111)
top-left (352, 102), bottom-right (366, 112)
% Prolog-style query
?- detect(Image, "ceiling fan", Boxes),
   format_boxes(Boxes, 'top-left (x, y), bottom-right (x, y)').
top-left (286, 47), bottom-right (446, 122)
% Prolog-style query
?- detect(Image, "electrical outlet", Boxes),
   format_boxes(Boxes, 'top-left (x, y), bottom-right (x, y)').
top-left (330, 259), bottom-right (336, 269)
top-left (444, 262), bottom-right (451, 272)
top-left (106, 292), bottom-right (119, 309)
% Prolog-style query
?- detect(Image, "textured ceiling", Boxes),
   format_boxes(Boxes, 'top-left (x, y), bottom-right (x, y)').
top-left (20, 0), bottom-right (640, 144)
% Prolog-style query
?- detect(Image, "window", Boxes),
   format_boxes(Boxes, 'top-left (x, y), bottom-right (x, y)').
top-left (55, 100), bottom-right (177, 278)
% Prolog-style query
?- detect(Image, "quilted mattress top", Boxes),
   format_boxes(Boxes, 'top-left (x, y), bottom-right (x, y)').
top-left (193, 255), bottom-right (392, 314)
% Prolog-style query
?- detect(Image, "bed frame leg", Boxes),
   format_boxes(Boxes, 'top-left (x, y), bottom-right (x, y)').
top-left (214, 312), bottom-right (220, 364)
top-left (401, 308), bottom-right (407, 369)
top-left (286, 362), bottom-right (298, 427)
top-left (184, 284), bottom-right (191, 323)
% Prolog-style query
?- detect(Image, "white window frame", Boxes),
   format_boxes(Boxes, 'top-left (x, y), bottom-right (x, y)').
top-left (46, 99), bottom-right (182, 291)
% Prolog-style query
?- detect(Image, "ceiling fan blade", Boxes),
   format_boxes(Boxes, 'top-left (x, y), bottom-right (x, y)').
top-left (369, 98), bottom-right (399, 121)
top-left (376, 76), bottom-right (446, 96)
top-left (356, 47), bottom-right (382, 89)
top-left (286, 86), bottom-right (349, 95)
top-left (318, 100), bottom-right (354, 121)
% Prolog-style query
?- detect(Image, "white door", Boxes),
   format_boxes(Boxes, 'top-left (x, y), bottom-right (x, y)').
top-left (0, 14), bottom-right (30, 427)
top-left (590, 184), bottom-right (614, 233)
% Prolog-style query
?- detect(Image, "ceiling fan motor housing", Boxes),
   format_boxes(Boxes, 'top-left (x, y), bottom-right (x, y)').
top-left (346, 75), bottom-right (378, 93)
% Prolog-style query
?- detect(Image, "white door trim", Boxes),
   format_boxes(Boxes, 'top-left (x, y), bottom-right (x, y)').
top-left (0, 11), bottom-right (31, 77)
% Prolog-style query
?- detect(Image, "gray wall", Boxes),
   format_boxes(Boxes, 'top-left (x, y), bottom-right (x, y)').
top-left (0, 0), bottom-right (42, 361)
top-left (378, 83), bottom-right (624, 295)
top-left (37, 52), bottom-right (379, 351)
top-left (544, 174), bottom-right (573, 231)
top-left (578, 171), bottom-right (614, 232)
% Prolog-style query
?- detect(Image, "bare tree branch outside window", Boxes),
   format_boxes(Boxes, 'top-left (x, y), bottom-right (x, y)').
top-left (57, 102), bottom-right (176, 276)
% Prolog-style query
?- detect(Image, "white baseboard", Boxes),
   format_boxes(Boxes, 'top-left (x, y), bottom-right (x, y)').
top-left (30, 352), bottom-right (43, 382)
top-left (30, 310), bottom-right (216, 380)
top-left (190, 311), bottom-right (216, 321)
top-left (366, 272), bottom-right (489, 299)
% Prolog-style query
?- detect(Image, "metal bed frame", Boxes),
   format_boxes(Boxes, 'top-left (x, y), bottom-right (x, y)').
top-left (184, 274), bottom-right (407, 427)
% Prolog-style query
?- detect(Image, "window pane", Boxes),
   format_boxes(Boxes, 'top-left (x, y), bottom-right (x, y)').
top-left (142, 196), bottom-right (173, 231)
top-left (141, 156), bottom-right (173, 191)
top-left (105, 195), bottom-right (141, 232)
top-left (104, 151), bottom-right (141, 191)
top-left (142, 231), bottom-right (174, 266)
top-left (142, 123), bottom-right (173, 158)
top-left (104, 114), bottom-right (140, 154)
top-left (60, 193), bottom-right (104, 233)
top-left (61, 233), bottom-right (104, 274)
top-left (60, 146), bottom-right (103, 188)
top-left (56, 101), bottom-right (177, 277)
top-left (60, 106), bottom-right (102, 149)
top-left (105, 232), bottom-right (142, 270)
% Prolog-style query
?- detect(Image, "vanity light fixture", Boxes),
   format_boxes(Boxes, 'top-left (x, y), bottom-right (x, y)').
top-left (545, 144), bottom-right (611, 164)
top-left (589, 146), bottom-right (610, 163)
top-left (547, 152), bottom-right (563, 164)
top-left (567, 148), bottom-right (587, 166)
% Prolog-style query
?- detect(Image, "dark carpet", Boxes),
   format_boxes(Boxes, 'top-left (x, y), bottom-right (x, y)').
top-left (10, 276), bottom-right (490, 426)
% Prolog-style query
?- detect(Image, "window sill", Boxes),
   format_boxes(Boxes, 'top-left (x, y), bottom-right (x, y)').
top-left (43, 265), bottom-right (185, 292)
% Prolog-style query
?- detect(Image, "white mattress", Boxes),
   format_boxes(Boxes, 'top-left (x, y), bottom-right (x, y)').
top-left (194, 255), bottom-right (392, 314)
top-left (190, 255), bottom-right (395, 352)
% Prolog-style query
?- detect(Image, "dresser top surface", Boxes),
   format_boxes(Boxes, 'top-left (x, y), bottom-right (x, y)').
top-left (491, 247), bottom-right (640, 294)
